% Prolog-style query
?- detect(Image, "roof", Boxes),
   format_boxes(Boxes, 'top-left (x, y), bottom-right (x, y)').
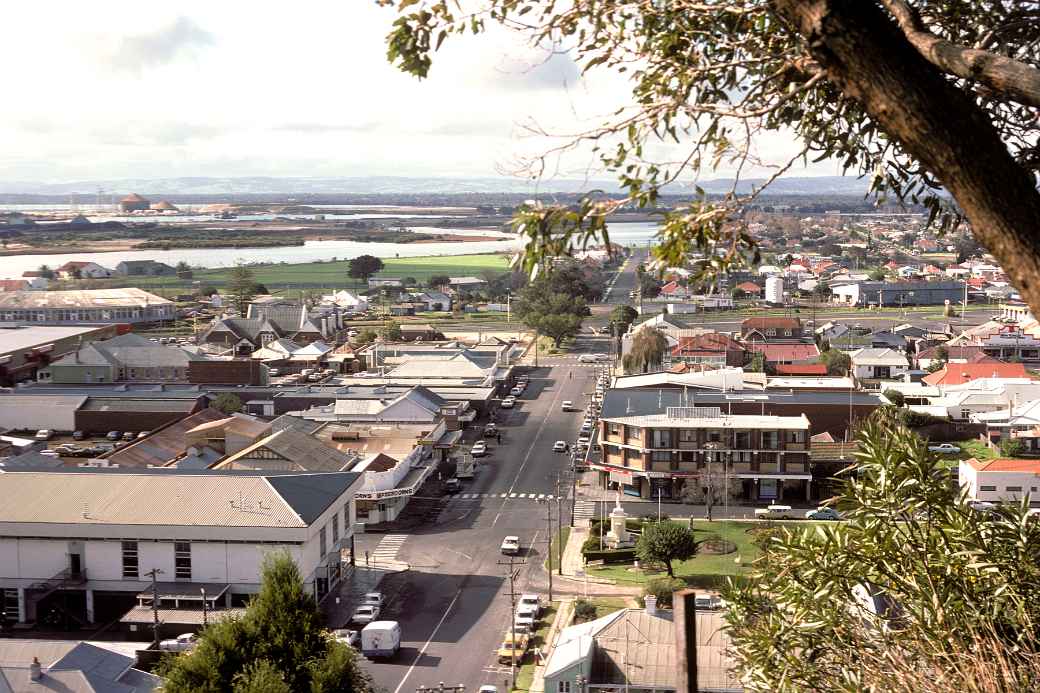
top-left (851, 347), bottom-right (910, 366)
top-left (0, 640), bottom-right (159, 693)
top-left (0, 469), bottom-right (360, 528)
top-left (735, 281), bottom-right (762, 292)
top-left (745, 342), bottom-right (821, 362)
top-left (103, 408), bottom-right (230, 466)
top-left (773, 363), bottom-right (829, 375)
top-left (923, 362), bottom-right (1033, 386)
top-left (50, 333), bottom-right (206, 370)
top-left (120, 193), bottom-right (148, 203)
top-left (79, 397), bottom-right (198, 413)
top-left (220, 428), bottom-right (357, 473)
top-left (963, 457), bottom-right (1040, 473)
top-left (603, 411), bottom-right (810, 430)
top-left (917, 344), bottom-right (986, 360)
top-left (742, 317), bottom-right (801, 330)
top-left (0, 288), bottom-right (172, 309)
top-left (600, 386), bottom-right (883, 419)
top-left (592, 609), bottom-right (676, 688)
top-left (671, 333), bottom-right (744, 356)
top-left (0, 325), bottom-right (112, 356)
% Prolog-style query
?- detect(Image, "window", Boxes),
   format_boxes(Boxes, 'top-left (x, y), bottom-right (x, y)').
top-left (679, 429), bottom-right (696, 442)
top-left (122, 541), bottom-right (139, 579)
top-left (980, 485), bottom-right (997, 491)
top-left (559, 682), bottom-right (571, 693)
top-left (2, 589), bottom-right (17, 622)
top-left (708, 430), bottom-right (721, 443)
top-left (344, 504), bottom-right (351, 532)
top-left (734, 431), bottom-right (751, 449)
top-left (319, 527), bottom-right (327, 558)
top-left (652, 429), bottom-right (670, 448)
top-left (651, 451), bottom-right (671, 462)
top-left (174, 542), bottom-right (191, 580)
top-left (1006, 486), bottom-right (1023, 492)
top-left (332, 514), bottom-right (339, 544)
top-left (761, 431), bottom-right (778, 449)
top-left (609, 422), bottom-right (621, 436)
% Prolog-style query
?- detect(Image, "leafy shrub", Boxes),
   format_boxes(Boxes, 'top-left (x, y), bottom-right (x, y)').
top-left (573, 599), bottom-right (597, 623)
top-left (643, 577), bottom-right (686, 608)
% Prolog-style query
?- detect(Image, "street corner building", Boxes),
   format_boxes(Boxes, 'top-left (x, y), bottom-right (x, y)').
top-left (0, 467), bottom-right (363, 632)
top-left (595, 405), bottom-right (812, 503)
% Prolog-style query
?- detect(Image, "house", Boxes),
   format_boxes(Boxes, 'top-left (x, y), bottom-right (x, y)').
top-left (830, 280), bottom-right (966, 307)
top-left (959, 458), bottom-right (1040, 505)
top-left (414, 291), bottom-right (452, 312)
top-left (56, 261), bottom-right (113, 279)
top-left (448, 276), bottom-right (488, 291)
top-left (0, 278), bottom-right (31, 292)
top-left (745, 342), bottom-right (821, 367)
top-left (322, 290), bottom-right (369, 312)
top-left (0, 288), bottom-right (174, 325)
top-left (20, 271), bottom-right (50, 289)
top-left (670, 333), bottom-right (746, 368)
top-left (597, 405), bottom-right (811, 501)
top-left (773, 363), bottom-right (829, 376)
top-left (0, 324), bottom-right (119, 386)
top-left (815, 321), bottom-right (850, 343)
top-left (0, 640), bottom-right (159, 692)
top-left (114, 260), bottom-right (176, 276)
top-left (400, 323), bottom-right (445, 341)
top-left (0, 467), bottom-right (363, 624)
top-left (199, 311), bottom-right (332, 356)
top-left (118, 192), bottom-right (151, 212)
top-left (741, 317), bottom-right (804, 341)
top-left (41, 333), bottom-right (207, 383)
top-left (850, 348), bottom-right (910, 383)
top-left (917, 344), bottom-right (987, 369)
top-left (923, 362), bottom-right (1033, 387)
top-left (972, 398), bottom-right (1040, 445)
top-left (734, 281), bottom-right (762, 296)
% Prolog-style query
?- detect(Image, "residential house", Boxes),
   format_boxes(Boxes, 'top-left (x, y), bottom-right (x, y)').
top-left (414, 291), bottom-right (452, 312)
top-left (41, 333), bottom-right (207, 383)
top-left (815, 321), bottom-right (850, 344)
top-left (0, 279), bottom-right (32, 292)
top-left (597, 405), bottom-right (812, 501)
top-left (0, 467), bottom-right (363, 624)
top-left (448, 276), bottom-right (488, 291)
top-left (741, 317), bottom-right (804, 341)
top-left (917, 344), bottom-right (988, 369)
top-left (114, 260), bottom-right (176, 277)
top-left (56, 261), bottom-right (113, 279)
top-left (0, 288), bottom-right (174, 325)
top-left (959, 458), bottom-right (1040, 505)
top-left (923, 362), bottom-right (1033, 387)
top-left (850, 348), bottom-right (910, 384)
top-left (0, 640), bottom-right (159, 692)
top-left (745, 342), bottom-right (821, 369)
top-left (669, 333), bottom-right (746, 368)
top-left (20, 271), bottom-right (50, 289)
top-left (322, 290), bottom-right (369, 312)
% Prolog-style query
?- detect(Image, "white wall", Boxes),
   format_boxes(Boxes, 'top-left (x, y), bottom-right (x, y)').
top-left (960, 462), bottom-right (1040, 504)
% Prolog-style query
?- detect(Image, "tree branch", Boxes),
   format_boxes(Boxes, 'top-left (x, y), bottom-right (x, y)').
top-left (879, 0), bottom-right (1040, 108)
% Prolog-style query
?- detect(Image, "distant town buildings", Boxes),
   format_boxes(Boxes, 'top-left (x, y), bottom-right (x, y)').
top-left (0, 288), bottom-right (175, 325)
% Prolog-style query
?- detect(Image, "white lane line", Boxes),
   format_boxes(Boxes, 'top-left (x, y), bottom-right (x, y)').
top-left (392, 588), bottom-right (462, 693)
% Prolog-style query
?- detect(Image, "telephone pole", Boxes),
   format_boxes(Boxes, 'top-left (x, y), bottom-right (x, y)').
top-left (498, 557), bottom-right (525, 690)
top-left (556, 474), bottom-right (563, 576)
top-left (146, 568), bottom-right (163, 647)
top-left (545, 498), bottom-right (554, 601)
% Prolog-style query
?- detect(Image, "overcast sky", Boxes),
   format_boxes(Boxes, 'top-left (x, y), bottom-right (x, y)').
top-left (0, 2), bottom-right (841, 184)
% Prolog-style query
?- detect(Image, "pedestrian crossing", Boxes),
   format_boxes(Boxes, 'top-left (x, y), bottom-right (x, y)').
top-left (573, 499), bottom-right (596, 521)
top-left (457, 492), bottom-right (558, 500)
top-left (368, 534), bottom-right (408, 567)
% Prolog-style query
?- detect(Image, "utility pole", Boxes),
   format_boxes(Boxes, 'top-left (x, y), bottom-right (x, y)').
top-left (497, 558), bottom-right (525, 690)
top-left (146, 568), bottom-right (163, 647)
top-left (556, 474), bottom-right (563, 576)
top-left (545, 498), bottom-right (554, 601)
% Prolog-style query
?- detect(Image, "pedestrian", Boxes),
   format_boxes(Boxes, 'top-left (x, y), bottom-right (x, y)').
top-left (497, 432), bottom-right (502, 444)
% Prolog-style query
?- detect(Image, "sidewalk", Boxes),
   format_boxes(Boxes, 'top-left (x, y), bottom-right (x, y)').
top-left (529, 598), bottom-right (573, 693)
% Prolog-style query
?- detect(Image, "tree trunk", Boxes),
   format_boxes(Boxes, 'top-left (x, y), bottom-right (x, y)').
top-left (774, 0), bottom-right (1040, 314)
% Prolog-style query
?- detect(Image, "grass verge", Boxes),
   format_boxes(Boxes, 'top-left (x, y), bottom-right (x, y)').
top-left (511, 602), bottom-right (559, 692)
top-left (545, 527), bottom-right (571, 572)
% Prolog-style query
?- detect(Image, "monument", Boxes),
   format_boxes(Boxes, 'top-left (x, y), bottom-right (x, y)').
top-left (605, 491), bottom-right (633, 549)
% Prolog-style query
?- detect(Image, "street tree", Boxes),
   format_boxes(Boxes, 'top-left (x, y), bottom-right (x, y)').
top-left (746, 351), bottom-right (766, 374)
top-left (609, 305), bottom-right (638, 333)
top-left (381, 2), bottom-right (1040, 316)
top-left (160, 553), bottom-right (371, 693)
top-left (212, 393), bottom-right (243, 414)
top-left (819, 348), bottom-right (852, 376)
top-left (622, 327), bottom-right (668, 374)
top-left (381, 320), bottom-right (403, 342)
top-left (348, 255), bottom-right (384, 286)
top-left (723, 410), bottom-right (1040, 691)
top-left (227, 265), bottom-right (257, 315)
top-left (514, 275), bottom-right (589, 346)
top-left (427, 274), bottom-right (450, 289)
top-left (635, 522), bottom-right (700, 578)
top-left (37, 264), bottom-right (54, 279)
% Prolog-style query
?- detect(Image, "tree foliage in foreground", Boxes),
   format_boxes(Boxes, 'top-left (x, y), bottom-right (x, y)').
top-left (159, 553), bottom-right (371, 693)
top-left (380, 0), bottom-right (1040, 315)
top-left (723, 411), bottom-right (1040, 692)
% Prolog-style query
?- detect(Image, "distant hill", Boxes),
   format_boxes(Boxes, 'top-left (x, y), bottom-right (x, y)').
top-left (0, 174), bottom-right (870, 197)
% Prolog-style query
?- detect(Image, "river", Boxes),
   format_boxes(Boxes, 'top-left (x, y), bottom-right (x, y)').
top-left (0, 222), bottom-right (660, 277)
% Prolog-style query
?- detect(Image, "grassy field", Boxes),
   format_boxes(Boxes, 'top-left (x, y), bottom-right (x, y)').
top-left (94, 253), bottom-right (511, 293)
top-left (585, 520), bottom-right (805, 588)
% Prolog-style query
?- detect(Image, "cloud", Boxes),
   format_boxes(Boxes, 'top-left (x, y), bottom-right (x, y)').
top-left (89, 122), bottom-right (228, 147)
top-left (271, 122), bottom-right (378, 134)
top-left (105, 16), bottom-right (214, 72)
top-left (491, 50), bottom-right (581, 91)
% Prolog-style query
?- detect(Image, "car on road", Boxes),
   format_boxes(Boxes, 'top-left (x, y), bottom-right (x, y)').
top-left (34, 429), bottom-right (53, 441)
top-left (501, 536), bottom-right (521, 555)
top-left (351, 605), bottom-right (381, 625)
top-left (484, 423), bottom-right (498, 437)
top-left (497, 633), bottom-right (530, 664)
top-left (471, 441), bottom-right (488, 457)
top-left (552, 441), bottom-right (568, 453)
top-left (444, 478), bottom-right (461, 494)
top-left (578, 354), bottom-right (598, 363)
top-left (927, 443), bottom-right (960, 454)
top-left (362, 592), bottom-right (384, 608)
top-left (332, 628), bottom-right (360, 647)
top-left (806, 507), bottom-right (842, 521)
top-left (755, 504), bottom-right (795, 520)
top-left (561, 400), bottom-right (575, 411)
top-left (510, 386), bottom-right (524, 396)
top-left (159, 633), bottom-right (197, 652)
top-left (514, 604), bottom-right (538, 629)
top-left (501, 396), bottom-right (516, 409)
top-left (361, 621), bottom-right (401, 659)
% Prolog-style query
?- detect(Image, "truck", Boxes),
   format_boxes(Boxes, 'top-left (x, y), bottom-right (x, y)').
top-left (361, 621), bottom-right (401, 659)
top-left (456, 454), bottom-right (475, 479)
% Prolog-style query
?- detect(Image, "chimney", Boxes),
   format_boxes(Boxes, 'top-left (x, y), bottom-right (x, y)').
top-left (645, 595), bottom-right (657, 616)
top-left (29, 656), bottom-right (42, 681)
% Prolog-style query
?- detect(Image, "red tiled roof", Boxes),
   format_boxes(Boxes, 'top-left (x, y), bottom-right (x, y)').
top-left (735, 282), bottom-right (762, 293)
top-left (746, 342), bottom-right (820, 363)
top-left (773, 363), bottom-right (829, 375)
top-left (922, 362), bottom-right (1033, 386)
top-left (672, 333), bottom-right (744, 356)
top-left (0, 279), bottom-right (29, 291)
top-left (965, 458), bottom-right (1040, 473)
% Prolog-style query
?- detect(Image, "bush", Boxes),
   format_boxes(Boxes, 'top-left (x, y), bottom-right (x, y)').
top-left (573, 599), bottom-right (597, 623)
top-left (643, 577), bottom-right (686, 608)
top-left (582, 536), bottom-right (602, 555)
top-left (999, 437), bottom-right (1025, 457)
top-left (583, 548), bottom-right (638, 564)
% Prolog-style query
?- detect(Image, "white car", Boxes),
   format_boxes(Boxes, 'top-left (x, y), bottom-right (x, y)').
top-left (471, 441), bottom-right (488, 457)
top-left (34, 429), bottom-right (53, 441)
top-left (159, 633), bottom-right (197, 652)
top-left (510, 386), bottom-right (524, 396)
top-left (561, 400), bottom-right (575, 412)
top-left (927, 443), bottom-right (960, 454)
top-left (518, 594), bottom-right (542, 617)
top-left (351, 605), bottom-right (381, 625)
top-left (501, 397), bottom-right (516, 409)
top-left (332, 628), bottom-right (360, 647)
top-left (501, 536), bottom-right (521, 555)
top-left (552, 441), bottom-right (568, 453)
top-left (362, 592), bottom-right (384, 608)
top-left (754, 504), bottom-right (795, 520)
top-left (578, 354), bottom-right (598, 363)
top-left (514, 604), bottom-right (538, 629)
top-left (577, 435), bottom-right (591, 446)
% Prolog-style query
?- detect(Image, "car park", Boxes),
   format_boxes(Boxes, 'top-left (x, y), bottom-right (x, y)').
top-left (806, 507), bottom-right (841, 521)
top-left (351, 605), bottom-right (381, 625)
top-left (471, 441), bottom-right (488, 457)
top-left (754, 504), bottom-right (795, 520)
top-left (553, 441), bottom-right (568, 453)
top-left (501, 536), bottom-right (521, 555)
top-left (927, 443), bottom-right (960, 454)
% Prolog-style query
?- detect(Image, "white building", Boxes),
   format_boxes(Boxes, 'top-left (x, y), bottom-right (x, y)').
top-left (959, 458), bottom-right (1040, 505)
top-left (0, 468), bottom-right (363, 625)
top-left (765, 276), bottom-right (785, 305)
top-left (322, 290), bottom-right (369, 311)
top-left (850, 348), bottom-right (910, 383)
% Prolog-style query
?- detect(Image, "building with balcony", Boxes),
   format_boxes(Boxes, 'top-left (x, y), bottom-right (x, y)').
top-left (597, 405), bottom-right (811, 501)
top-left (0, 467), bottom-right (362, 628)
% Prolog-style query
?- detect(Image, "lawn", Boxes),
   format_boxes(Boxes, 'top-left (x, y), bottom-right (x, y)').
top-left (951, 439), bottom-right (996, 461)
top-left (96, 253), bottom-right (511, 291)
top-left (574, 596), bottom-right (632, 620)
top-left (584, 519), bottom-right (806, 588)
top-left (546, 527), bottom-right (571, 572)
top-left (512, 602), bottom-right (559, 692)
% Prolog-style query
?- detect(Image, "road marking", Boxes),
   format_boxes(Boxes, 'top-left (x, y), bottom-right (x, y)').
top-left (444, 547), bottom-right (473, 561)
top-left (509, 493), bottom-right (518, 498)
top-left (392, 588), bottom-right (462, 693)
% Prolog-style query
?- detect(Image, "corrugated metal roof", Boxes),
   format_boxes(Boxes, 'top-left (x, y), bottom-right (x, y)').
top-left (0, 288), bottom-right (172, 309)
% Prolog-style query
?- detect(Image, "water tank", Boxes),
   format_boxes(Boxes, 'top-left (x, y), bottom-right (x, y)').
top-left (765, 276), bottom-right (784, 305)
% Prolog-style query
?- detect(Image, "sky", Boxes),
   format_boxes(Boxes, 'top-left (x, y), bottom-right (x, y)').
top-left (0, 2), bottom-right (840, 185)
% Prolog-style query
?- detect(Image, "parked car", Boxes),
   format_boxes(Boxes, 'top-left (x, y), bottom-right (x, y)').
top-left (106, 431), bottom-right (122, 441)
top-left (444, 478), bottom-right (461, 494)
top-left (34, 429), bottom-right (53, 441)
top-left (501, 396), bottom-right (516, 409)
top-left (159, 633), bottom-right (197, 652)
top-left (362, 592), bottom-right (384, 608)
top-left (514, 605), bottom-right (538, 630)
top-left (71, 430), bottom-right (86, 441)
top-left (755, 504), bottom-right (795, 520)
top-left (927, 443), bottom-right (960, 454)
top-left (122, 431), bottom-right (136, 441)
top-left (501, 536), bottom-right (521, 555)
top-left (510, 386), bottom-right (524, 396)
top-left (332, 628), bottom-right (360, 647)
top-left (578, 354), bottom-right (598, 363)
top-left (38, 450), bottom-right (60, 458)
top-left (53, 444), bottom-right (82, 455)
top-left (471, 441), bottom-right (488, 457)
top-left (806, 507), bottom-right (842, 521)
top-left (518, 594), bottom-right (542, 617)
top-left (351, 605), bottom-right (381, 625)
top-left (577, 434), bottom-right (591, 446)
top-left (552, 441), bottom-right (568, 453)
top-left (497, 633), bottom-right (530, 664)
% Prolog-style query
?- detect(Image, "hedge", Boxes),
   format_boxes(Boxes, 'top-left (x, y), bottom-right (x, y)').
top-left (583, 548), bottom-right (637, 564)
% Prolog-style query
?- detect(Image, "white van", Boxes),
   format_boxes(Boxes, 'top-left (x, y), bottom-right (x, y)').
top-left (361, 621), bottom-right (401, 658)
top-left (754, 504), bottom-right (795, 520)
